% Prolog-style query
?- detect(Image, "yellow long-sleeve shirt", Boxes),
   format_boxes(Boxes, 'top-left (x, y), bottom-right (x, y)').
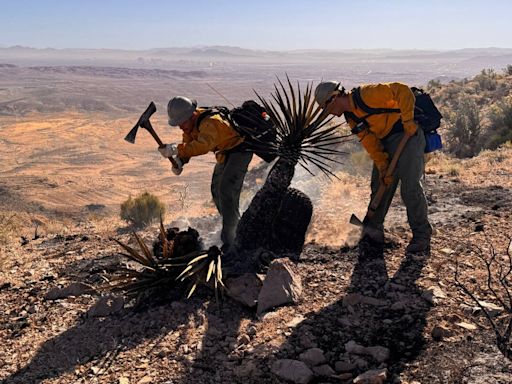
top-left (177, 109), bottom-right (244, 163)
top-left (346, 82), bottom-right (417, 170)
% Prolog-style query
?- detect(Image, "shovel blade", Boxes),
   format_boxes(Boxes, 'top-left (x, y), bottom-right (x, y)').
top-left (349, 214), bottom-right (363, 227)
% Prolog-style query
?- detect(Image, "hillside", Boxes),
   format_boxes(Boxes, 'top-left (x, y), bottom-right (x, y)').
top-left (1, 61), bottom-right (512, 383)
top-left (428, 66), bottom-right (512, 157)
top-left (0, 145), bottom-right (511, 383)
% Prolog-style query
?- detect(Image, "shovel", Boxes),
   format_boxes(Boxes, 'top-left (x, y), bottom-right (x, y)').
top-left (350, 134), bottom-right (410, 227)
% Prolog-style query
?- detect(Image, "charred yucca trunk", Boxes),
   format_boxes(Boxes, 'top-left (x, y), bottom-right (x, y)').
top-left (233, 77), bottom-right (348, 268)
top-left (235, 156), bottom-right (297, 251)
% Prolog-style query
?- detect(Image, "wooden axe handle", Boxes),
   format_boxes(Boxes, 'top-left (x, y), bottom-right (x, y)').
top-left (144, 121), bottom-right (179, 169)
top-left (367, 133), bottom-right (410, 215)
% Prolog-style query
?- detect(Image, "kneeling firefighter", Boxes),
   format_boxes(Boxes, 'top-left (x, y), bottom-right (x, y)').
top-left (158, 96), bottom-right (253, 249)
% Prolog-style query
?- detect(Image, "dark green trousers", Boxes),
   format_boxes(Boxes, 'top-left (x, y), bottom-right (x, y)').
top-left (211, 151), bottom-right (253, 245)
top-left (367, 131), bottom-right (432, 240)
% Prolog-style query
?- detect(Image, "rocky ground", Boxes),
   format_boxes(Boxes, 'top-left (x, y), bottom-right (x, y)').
top-left (1, 146), bottom-right (512, 384)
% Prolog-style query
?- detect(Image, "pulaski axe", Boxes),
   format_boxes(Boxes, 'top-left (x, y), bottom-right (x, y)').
top-left (124, 101), bottom-right (179, 169)
top-left (350, 134), bottom-right (410, 227)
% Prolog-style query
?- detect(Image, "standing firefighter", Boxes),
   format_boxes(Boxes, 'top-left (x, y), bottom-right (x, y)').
top-left (158, 96), bottom-right (253, 250)
top-left (314, 82), bottom-right (432, 254)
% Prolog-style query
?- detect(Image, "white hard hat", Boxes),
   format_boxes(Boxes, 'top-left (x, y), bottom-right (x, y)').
top-left (167, 96), bottom-right (197, 126)
top-left (314, 81), bottom-right (343, 107)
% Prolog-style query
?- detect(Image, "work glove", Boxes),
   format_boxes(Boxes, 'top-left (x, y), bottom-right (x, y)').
top-left (171, 156), bottom-right (183, 176)
top-left (376, 161), bottom-right (394, 186)
top-left (403, 120), bottom-right (418, 136)
top-left (158, 143), bottom-right (178, 158)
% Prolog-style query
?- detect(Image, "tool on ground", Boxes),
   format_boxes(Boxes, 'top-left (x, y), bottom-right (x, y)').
top-left (350, 134), bottom-right (410, 227)
top-left (124, 101), bottom-right (179, 169)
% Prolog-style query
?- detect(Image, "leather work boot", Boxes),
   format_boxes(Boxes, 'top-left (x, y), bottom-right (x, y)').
top-left (405, 237), bottom-right (430, 254)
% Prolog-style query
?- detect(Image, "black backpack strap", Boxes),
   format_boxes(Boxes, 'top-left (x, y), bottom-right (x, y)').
top-left (352, 87), bottom-right (400, 115)
top-left (344, 111), bottom-right (370, 135)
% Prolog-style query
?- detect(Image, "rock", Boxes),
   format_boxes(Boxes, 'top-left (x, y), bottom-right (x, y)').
top-left (421, 290), bottom-right (436, 304)
top-left (440, 248), bottom-right (454, 255)
top-left (428, 285), bottom-right (447, 299)
top-left (345, 340), bottom-right (366, 355)
top-left (353, 368), bottom-right (388, 384)
top-left (44, 282), bottom-right (96, 300)
top-left (0, 281), bottom-right (11, 291)
top-left (354, 358), bottom-right (369, 370)
top-left (477, 300), bottom-right (504, 317)
top-left (312, 364), bottom-right (335, 377)
top-left (287, 315), bottom-right (305, 328)
top-left (456, 321), bottom-right (477, 330)
top-left (343, 293), bottom-right (364, 306)
top-left (345, 341), bottom-right (389, 363)
top-left (137, 376), bottom-right (153, 384)
top-left (87, 295), bottom-right (124, 317)
top-left (234, 360), bottom-right (259, 377)
top-left (27, 305), bottom-right (37, 314)
top-left (338, 372), bottom-right (354, 380)
top-left (431, 324), bottom-right (452, 341)
top-left (271, 359), bottom-right (314, 384)
top-left (390, 301), bottom-right (405, 311)
top-left (365, 346), bottom-right (390, 363)
top-left (225, 273), bottom-right (262, 307)
top-left (247, 325), bottom-right (258, 337)
top-left (474, 223), bottom-right (485, 232)
top-left (238, 334), bottom-right (251, 345)
top-left (298, 332), bottom-right (318, 349)
top-left (118, 377), bottom-right (130, 384)
top-left (334, 361), bottom-right (356, 372)
top-left (257, 259), bottom-right (302, 315)
top-left (299, 348), bottom-right (326, 367)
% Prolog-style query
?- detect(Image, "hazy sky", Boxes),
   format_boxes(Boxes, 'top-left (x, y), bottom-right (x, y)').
top-left (1, 0), bottom-right (511, 50)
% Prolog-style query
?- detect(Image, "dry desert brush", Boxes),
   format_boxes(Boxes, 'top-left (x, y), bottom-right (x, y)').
top-left (120, 191), bottom-right (165, 228)
top-left (454, 237), bottom-right (512, 360)
top-left (233, 77), bottom-right (349, 268)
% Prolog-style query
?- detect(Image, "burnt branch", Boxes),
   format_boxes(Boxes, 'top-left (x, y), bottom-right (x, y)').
top-left (454, 237), bottom-right (512, 360)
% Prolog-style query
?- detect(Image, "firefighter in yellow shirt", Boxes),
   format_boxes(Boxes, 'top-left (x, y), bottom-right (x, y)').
top-left (314, 81), bottom-right (432, 254)
top-left (158, 96), bottom-right (253, 250)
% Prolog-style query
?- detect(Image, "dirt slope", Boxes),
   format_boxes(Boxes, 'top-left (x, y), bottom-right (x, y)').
top-left (1, 142), bottom-right (511, 383)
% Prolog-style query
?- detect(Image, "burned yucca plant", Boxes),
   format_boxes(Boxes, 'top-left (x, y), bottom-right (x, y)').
top-left (233, 77), bottom-right (349, 268)
top-left (107, 220), bottom-right (223, 302)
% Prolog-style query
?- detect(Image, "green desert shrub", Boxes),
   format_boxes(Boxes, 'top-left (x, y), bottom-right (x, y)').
top-left (474, 69), bottom-right (497, 91)
top-left (445, 97), bottom-right (483, 158)
top-left (120, 192), bottom-right (165, 227)
top-left (485, 96), bottom-right (512, 150)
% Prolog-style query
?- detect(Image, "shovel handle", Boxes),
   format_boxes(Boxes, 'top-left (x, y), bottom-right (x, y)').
top-left (368, 133), bottom-right (411, 214)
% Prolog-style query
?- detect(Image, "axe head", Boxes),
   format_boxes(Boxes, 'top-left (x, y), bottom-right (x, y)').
top-left (124, 101), bottom-right (157, 144)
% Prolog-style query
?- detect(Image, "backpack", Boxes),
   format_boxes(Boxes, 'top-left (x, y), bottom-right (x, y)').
top-left (349, 86), bottom-right (443, 153)
top-left (196, 100), bottom-right (277, 163)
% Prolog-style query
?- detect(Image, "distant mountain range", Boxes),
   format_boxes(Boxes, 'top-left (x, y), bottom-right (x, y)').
top-left (2, 45), bottom-right (512, 66)
top-left (1, 45), bottom-right (511, 116)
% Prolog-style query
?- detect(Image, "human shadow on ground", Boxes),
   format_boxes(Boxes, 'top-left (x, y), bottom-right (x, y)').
top-left (274, 244), bottom-right (433, 382)
top-left (2, 286), bottom-right (211, 383)
top-left (4, 240), bottom-right (253, 384)
top-left (177, 298), bottom-right (252, 384)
